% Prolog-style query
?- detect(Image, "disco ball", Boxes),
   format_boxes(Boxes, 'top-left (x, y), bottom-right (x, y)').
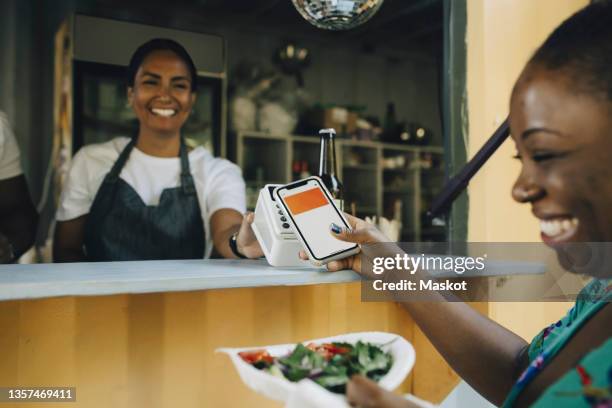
top-left (291, 0), bottom-right (385, 31)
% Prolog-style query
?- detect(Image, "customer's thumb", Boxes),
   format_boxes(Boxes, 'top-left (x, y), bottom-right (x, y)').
top-left (330, 223), bottom-right (370, 244)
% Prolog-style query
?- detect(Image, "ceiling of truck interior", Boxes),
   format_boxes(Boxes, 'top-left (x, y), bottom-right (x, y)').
top-left (76, 0), bottom-right (443, 57)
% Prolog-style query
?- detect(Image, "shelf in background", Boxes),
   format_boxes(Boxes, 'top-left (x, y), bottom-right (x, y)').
top-left (291, 135), bottom-right (321, 143)
top-left (381, 143), bottom-right (444, 154)
top-left (343, 164), bottom-right (378, 170)
top-left (236, 130), bottom-right (447, 242)
top-left (240, 130), bottom-right (297, 141)
top-left (347, 206), bottom-right (378, 215)
top-left (238, 131), bottom-right (444, 153)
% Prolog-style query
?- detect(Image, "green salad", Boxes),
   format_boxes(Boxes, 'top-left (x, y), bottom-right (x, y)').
top-left (238, 341), bottom-right (393, 394)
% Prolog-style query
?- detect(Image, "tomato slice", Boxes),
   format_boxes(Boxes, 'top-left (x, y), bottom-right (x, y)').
top-left (321, 343), bottom-right (350, 355)
top-left (238, 349), bottom-right (274, 365)
top-left (305, 343), bottom-right (351, 360)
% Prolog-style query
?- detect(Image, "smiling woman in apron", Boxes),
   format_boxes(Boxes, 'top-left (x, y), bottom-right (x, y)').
top-left (53, 39), bottom-right (263, 262)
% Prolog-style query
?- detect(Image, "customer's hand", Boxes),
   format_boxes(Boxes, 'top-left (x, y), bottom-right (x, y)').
top-left (236, 212), bottom-right (265, 258)
top-left (0, 232), bottom-right (14, 263)
top-left (300, 214), bottom-right (390, 274)
top-left (347, 376), bottom-right (420, 408)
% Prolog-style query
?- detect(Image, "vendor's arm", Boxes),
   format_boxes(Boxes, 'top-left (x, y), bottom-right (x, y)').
top-left (0, 175), bottom-right (38, 262)
top-left (211, 210), bottom-right (262, 259)
top-left (53, 216), bottom-right (87, 262)
top-left (205, 157), bottom-right (262, 259)
top-left (325, 215), bottom-right (530, 406)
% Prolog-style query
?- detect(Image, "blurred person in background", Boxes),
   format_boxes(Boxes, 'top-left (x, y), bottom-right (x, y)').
top-left (0, 111), bottom-right (38, 263)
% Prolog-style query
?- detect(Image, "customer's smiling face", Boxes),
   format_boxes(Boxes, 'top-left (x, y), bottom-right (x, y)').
top-left (510, 63), bottom-right (612, 247)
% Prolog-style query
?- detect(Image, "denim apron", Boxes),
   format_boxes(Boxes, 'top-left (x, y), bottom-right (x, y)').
top-left (83, 138), bottom-right (205, 261)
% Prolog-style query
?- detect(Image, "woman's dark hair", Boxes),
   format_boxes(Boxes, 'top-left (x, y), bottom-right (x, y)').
top-left (529, 0), bottom-right (612, 101)
top-left (127, 38), bottom-right (198, 92)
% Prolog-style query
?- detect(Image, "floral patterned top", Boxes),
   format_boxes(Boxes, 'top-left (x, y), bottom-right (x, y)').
top-left (502, 279), bottom-right (612, 407)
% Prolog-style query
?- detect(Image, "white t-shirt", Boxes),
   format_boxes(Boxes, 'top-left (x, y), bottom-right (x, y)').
top-left (0, 112), bottom-right (23, 180)
top-left (56, 137), bottom-right (246, 258)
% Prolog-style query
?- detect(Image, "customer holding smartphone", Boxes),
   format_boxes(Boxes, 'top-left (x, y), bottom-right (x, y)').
top-left (54, 39), bottom-right (262, 262)
top-left (314, 3), bottom-right (612, 407)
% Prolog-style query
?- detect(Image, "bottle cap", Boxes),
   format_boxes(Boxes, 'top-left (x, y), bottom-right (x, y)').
top-left (318, 128), bottom-right (336, 137)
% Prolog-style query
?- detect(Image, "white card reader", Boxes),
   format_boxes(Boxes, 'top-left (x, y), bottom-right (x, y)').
top-left (251, 184), bottom-right (311, 267)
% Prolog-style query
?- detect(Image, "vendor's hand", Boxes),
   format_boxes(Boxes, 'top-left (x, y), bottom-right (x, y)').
top-left (299, 214), bottom-right (389, 273)
top-left (0, 232), bottom-right (14, 263)
top-left (236, 212), bottom-right (264, 259)
top-left (347, 376), bottom-right (420, 408)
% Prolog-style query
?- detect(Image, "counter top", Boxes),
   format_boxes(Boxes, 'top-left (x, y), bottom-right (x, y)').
top-left (0, 259), bottom-right (359, 301)
top-left (0, 257), bottom-right (545, 301)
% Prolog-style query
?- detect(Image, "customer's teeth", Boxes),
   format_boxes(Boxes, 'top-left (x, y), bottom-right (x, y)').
top-left (151, 108), bottom-right (176, 117)
top-left (539, 217), bottom-right (578, 237)
top-left (562, 219), bottom-right (571, 230)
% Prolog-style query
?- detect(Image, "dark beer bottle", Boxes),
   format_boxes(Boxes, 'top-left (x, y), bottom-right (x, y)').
top-left (318, 128), bottom-right (344, 210)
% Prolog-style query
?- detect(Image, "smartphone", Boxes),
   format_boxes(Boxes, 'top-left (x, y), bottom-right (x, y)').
top-left (274, 177), bottom-right (360, 266)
